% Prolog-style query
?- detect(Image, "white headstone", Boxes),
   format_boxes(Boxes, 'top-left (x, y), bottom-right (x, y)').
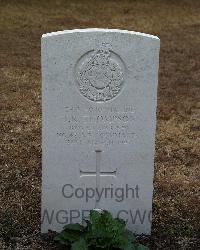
top-left (41, 28), bottom-right (160, 235)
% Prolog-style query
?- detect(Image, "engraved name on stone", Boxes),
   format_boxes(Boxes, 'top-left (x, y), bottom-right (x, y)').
top-left (56, 105), bottom-right (136, 146)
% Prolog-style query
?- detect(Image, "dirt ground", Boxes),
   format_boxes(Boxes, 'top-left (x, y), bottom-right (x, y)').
top-left (0, 0), bottom-right (200, 249)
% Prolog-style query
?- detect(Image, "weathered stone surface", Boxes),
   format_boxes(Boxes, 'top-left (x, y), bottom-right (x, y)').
top-left (41, 28), bottom-right (160, 234)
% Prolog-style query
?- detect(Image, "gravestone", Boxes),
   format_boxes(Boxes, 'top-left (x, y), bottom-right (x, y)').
top-left (41, 28), bottom-right (160, 234)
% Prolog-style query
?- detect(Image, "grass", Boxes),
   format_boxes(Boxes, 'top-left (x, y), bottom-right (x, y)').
top-left (0, 0), bottom-right (200, 249)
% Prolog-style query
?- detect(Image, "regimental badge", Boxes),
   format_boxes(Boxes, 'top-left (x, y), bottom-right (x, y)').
top-left (77, 43), bottom-right (124, 102)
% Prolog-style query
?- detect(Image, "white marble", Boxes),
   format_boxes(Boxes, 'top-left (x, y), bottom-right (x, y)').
top-left (41, 28), bottom-right (160, 234)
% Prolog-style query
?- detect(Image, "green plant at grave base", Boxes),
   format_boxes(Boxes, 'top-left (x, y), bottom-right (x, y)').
top-left (54, 210), bottom-right (148, 250)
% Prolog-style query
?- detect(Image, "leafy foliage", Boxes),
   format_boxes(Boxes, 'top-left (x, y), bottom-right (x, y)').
top-left (54, 210), bottom-right (148, 250)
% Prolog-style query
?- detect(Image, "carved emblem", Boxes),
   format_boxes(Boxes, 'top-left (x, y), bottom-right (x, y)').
top-left (77, 43), bottom-right (124, 102)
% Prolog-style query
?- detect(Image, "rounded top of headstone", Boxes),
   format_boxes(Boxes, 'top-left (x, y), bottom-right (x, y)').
top-left (42, 28), bottom-right (160, 41)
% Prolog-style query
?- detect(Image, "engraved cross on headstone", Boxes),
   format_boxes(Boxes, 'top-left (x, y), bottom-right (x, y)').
top-left (80, 150), bottom-right (117, 209)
